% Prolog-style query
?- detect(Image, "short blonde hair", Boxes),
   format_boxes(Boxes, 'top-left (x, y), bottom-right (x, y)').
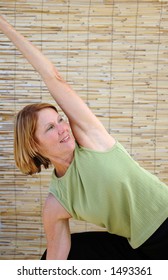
top-left (14, 103), bottom-right (58, 175)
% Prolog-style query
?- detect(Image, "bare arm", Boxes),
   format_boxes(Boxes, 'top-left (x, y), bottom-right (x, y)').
top-left (0, 15), bottom-right (115, 150)
top-left (43, 194), bottom-right (71, 260)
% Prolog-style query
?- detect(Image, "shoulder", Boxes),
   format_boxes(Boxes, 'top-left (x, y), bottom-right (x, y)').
top-left (43, 193), bottom-right (71, 224)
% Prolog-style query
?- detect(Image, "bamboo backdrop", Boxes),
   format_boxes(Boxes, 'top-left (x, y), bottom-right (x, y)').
top-left (0, 0), bottom-right (168, 259)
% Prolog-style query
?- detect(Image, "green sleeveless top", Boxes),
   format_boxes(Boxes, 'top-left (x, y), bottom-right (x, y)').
top-left (49, 141), bottom-right (168, 248)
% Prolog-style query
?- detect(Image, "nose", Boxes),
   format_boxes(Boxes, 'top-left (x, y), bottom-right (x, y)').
top-left (57, 123), bottom-right (65, 135)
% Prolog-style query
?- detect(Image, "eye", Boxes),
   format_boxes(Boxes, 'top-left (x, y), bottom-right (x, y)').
top-left (46, 124), bottom-right (54, 131)
top-left (58, 116), bottom-right (64, 122)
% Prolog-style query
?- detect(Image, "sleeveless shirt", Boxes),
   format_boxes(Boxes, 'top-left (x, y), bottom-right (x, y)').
top-left (49, 141), bottom-right (168, 248)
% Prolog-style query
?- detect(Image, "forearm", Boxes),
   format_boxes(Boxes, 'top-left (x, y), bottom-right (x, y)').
top-left (0, 15), bottom-right (56, 79)
top-left (0, 16), bottom-right (77, 113)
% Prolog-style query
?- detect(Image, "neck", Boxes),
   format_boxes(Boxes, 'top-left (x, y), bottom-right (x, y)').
top-left (55, 164), bottom-right (69, 178)
top-left (52, 151), bottom-right (74, 178)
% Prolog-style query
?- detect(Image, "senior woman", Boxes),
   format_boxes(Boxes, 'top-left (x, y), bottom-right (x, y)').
top-left (1, 15), bottom-right (168, 260)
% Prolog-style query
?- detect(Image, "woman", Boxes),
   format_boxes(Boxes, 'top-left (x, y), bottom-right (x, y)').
top-left (1, 15), bottom-right (168, 260)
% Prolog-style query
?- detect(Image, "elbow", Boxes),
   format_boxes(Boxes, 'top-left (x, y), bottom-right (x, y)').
top-left (42, 65), bottom-right (64, 83)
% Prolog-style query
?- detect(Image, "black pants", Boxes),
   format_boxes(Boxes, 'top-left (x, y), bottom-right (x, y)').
top-left (41, 219), bottom-right (168, 260)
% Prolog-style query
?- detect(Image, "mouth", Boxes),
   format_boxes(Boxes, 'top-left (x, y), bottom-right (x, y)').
top-left (60, 135), bottom-right (70, 143)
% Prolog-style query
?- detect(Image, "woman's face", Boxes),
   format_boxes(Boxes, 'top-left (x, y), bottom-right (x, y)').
top-left (35, 108), bottom-right (75, 164)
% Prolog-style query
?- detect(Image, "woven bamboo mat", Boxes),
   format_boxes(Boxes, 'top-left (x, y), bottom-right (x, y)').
top-left (0, 0), bottom-right (168, 259)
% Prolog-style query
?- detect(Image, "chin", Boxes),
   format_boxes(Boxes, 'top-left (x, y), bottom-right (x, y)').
top-left (63, 137), bottom-right (75, 150)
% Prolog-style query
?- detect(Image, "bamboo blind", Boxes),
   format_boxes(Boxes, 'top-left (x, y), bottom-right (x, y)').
top-left (0, 0), bottom-right (168, 259)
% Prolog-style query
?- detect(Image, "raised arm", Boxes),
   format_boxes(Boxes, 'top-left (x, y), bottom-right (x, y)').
top-left (0, 15), bottom-right (115, 150)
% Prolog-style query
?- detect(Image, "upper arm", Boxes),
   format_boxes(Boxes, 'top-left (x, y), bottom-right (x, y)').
top-left (43, 193), bottom-right (71, 260)
top-left (46, 72), bottom-right (115, 150)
